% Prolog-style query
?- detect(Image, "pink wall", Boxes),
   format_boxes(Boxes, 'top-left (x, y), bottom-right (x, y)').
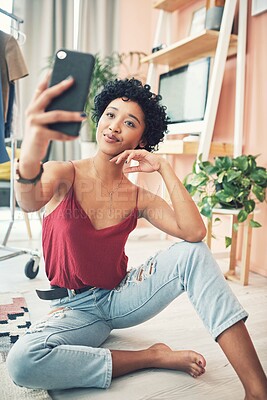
top-left (242, 2), bottom-right (267, 276)
top-left (118, 0), bottom-right (267, 276)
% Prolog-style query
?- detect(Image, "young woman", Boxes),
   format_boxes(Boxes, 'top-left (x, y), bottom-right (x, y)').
top-left (7, 75), bottom-right (267, 399)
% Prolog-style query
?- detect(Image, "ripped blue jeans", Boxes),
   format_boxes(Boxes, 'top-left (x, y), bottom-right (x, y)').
top-left (7, 241), bottom-right (248, 390)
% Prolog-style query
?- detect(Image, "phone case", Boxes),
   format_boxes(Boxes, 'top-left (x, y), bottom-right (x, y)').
top-left (46, 49), bottom-right (95, 136)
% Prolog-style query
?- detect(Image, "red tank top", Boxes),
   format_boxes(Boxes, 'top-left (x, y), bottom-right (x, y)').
top-left (42, 169), bottom-right (138, 290)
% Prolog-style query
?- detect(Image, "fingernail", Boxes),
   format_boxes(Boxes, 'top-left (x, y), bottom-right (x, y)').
top-left (80, 112), bottom-right (87, 117)
top-left (65, 75), bottom-right (73, 81)
top-left (198, 361), bottom-right (202, 366)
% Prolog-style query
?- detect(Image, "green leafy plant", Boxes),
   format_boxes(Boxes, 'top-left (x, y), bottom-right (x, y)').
top-left (184, 154), bottom-right (267, 247)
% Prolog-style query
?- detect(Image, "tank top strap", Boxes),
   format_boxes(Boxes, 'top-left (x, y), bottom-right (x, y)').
top-left (68, 160), bottom-right (76, 187)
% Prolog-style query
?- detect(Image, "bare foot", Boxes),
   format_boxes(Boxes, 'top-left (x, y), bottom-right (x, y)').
top-left (148, 343), bottom-right (206, 378)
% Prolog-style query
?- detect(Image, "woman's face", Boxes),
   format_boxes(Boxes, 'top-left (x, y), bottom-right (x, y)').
top-left (96, 98), bottom-right (146, 156)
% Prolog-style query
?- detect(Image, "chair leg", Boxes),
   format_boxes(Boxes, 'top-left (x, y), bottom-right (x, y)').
top-left (228, 214), bottom-right (238, 275)
top-left (240, 214), bottom-right (253, 285)
top-left (206, 218), bottom-right (212, 248)
top-left (37, 210), bottom-right (43, 225)
top-left (224, 213), bottom-right (253, 286)
top-left (23, 212), bottom-right (32, 239)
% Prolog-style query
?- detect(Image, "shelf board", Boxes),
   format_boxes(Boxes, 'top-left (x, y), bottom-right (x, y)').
top-left (141, 30), bottom-right (238, 69)
top-left (156, 140), bottom-right (233, 156)
top-left (153, 0), bottom-right (188, 12)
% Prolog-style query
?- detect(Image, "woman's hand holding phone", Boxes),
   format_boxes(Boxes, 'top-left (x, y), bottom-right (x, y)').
top-left (45, 49), bottom-right (95, 136)
top-left (19, 73), bottom-right (86, 166)
top-left (18, 48), bottom-right (94, 183)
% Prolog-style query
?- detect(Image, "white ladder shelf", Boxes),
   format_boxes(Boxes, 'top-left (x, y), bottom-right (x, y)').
top-left (143, 0), bottom-right (248, 160)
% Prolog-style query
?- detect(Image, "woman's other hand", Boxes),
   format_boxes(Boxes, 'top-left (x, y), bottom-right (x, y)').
top-left (110, 149), bottom-right (166, 174)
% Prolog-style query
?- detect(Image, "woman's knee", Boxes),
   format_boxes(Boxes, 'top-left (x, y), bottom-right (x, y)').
top-left (6, 336), bottom-right (41, 388)
top-left (170, 240), bottom-right (214, 278)
top-left (172, 240), bottom-right (210, 257)
top-left (183, 240), bottom-right (215, 266)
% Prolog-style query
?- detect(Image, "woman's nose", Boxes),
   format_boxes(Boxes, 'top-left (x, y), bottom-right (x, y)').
top-left (109, 123), bottom-right (121, 133)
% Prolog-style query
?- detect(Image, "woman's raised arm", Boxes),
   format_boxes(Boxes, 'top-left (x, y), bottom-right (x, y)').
top-left (15, 74), bottom-right (86, 212)
top-left (111, 149), bottom-right (207, 242)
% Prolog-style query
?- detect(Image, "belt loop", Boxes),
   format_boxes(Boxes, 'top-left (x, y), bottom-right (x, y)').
top-left (68, 289), bottom-right (76, 298)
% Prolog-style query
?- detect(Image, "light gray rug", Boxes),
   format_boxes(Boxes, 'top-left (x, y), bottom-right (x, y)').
top-left (0, 292), bottom-right (52, 400)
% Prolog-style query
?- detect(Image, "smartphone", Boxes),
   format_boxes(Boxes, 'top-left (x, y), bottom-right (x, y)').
top-left (46, 49), bottom-right (95, 136)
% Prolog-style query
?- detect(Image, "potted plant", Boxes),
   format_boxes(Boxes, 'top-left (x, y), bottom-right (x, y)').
top-left (183, 154), bottom-right (267, 247)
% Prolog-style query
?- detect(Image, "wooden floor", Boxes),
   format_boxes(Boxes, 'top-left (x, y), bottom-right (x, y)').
top-left (0, 211), bottom-right (267, 400)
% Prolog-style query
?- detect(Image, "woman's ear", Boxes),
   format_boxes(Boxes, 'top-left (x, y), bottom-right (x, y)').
top-left (138, 138), bottom-right (147, 148)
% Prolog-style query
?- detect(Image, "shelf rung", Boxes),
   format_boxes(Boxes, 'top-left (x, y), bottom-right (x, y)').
top-left (153, 0), bottom-right (190, 12)
top-left (156, 140), bottom-right (233, 156)
top-left (141, 30), bottom-right (238, 69)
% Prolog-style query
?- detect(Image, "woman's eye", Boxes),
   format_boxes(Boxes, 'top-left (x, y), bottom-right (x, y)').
top-left (106, 112), bottom-right (114, 118)
top-left (125, 120), bottom-right (135, 128)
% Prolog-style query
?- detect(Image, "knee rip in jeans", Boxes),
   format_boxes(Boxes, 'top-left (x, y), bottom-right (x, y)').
top-left (27, 307), bottom-right (68, 334)
top-left (114, 257), bottom-right (157, 294)
top-left (136, 262), bottom-right (155, 281)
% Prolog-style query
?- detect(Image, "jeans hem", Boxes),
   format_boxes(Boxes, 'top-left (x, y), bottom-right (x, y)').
top-left (212, 310), bottom-right (249, 341)
top-left (103, 349), bottom-right (113, 389)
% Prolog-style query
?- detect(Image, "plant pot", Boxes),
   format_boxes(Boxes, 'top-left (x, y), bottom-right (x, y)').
top-left (218, 201), bottom-right (243, 209)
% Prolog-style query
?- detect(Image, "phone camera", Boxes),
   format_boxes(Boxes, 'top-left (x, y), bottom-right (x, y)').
top-left (57, 50), bottom-right (67, 60)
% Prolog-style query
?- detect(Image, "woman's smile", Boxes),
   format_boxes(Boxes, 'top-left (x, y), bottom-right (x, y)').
top-left (103, 132), bottom-right (122, 143)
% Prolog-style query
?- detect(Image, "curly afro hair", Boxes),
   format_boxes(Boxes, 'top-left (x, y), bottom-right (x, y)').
top-left (91, 78), bottom-right (168, 152)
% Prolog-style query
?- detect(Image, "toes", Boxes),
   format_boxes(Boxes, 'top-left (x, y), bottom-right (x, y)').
top-left (188, 353), bottom-right (206, 378)
top-left (196, 356), bottom-right (206, 368)
top-left (190, 360), bottom-right (206, 378)
top-left (190, 367), bottom-right (205, 378)
top-left (196, 361), bottom-right (206, 374)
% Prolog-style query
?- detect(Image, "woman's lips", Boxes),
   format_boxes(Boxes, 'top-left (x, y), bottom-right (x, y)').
top-left (104, 133), bottom-right (120, 143)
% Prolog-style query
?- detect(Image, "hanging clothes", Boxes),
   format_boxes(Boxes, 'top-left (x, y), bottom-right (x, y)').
top-left (5, 81), bottom-right (15, 138)
top-left (0, 30), bottom-right (28, 163)
top-left (0, 71), bottom-right (9, 163)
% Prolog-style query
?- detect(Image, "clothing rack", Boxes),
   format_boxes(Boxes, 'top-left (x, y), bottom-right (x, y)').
top-left (0, 7), bottom-right (24, 24)
top-left (0, 8), bottom-right (40, 279)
